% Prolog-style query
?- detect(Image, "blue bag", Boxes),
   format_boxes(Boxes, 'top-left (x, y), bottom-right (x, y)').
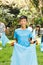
top-left (40, 42), bottom-right (43, 52)
top-left (1, 33), bottom-right (9, 46)
top-left (11, 43), bottom-right (38, 65)
top-left (40, 36), bottom-right (43, 52)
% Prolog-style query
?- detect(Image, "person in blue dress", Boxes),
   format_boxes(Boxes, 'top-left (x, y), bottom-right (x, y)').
top-left (11, 15), bottom-right (38, 65)
top-left (14, 16), bottom-right (34, 46)
top-left (0, 22), bottom-right (9, 47)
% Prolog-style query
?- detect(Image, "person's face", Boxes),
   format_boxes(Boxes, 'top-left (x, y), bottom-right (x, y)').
top-left (36, 27), bottom-right (39, 31)
top-left (19, 19), bottom-right (27, 27)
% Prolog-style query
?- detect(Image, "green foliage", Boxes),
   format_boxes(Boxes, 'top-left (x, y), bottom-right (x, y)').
top-left (32, 0), bottom-right (39, 8)
top-left (0, 6), bottom-right (20, 39)
top-left (6, 17), bottom-right (18, 39)
top-left (0, 3), bottom-right (43, 39)
top-left (41, 7), bottom-right (43, 14)
top-left (0, 6), bottom-right (20, 23)
top-left (34, 16), bottom-right (43, 27)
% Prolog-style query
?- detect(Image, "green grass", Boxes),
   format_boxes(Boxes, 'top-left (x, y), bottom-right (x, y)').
top-left (0, 44), bottom-right (43, 65)
top-left (36, 45), bottom-right (43, 65)
top-left (0, 44), bottom-right (13, 65)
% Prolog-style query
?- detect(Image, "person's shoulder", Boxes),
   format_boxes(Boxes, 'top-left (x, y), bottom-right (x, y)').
top-left (1, 22), bottom-right (4, 24)
top-left (15, 28), bottom-right (21, 32)
top-left (28, 27), bottom-right (32, 32)
top-left (25, 28), bottom-right (31, 34)
top-left (1, 22), bottom-right (5, 26)
top-left (27, 28), bottom-right (32, 32)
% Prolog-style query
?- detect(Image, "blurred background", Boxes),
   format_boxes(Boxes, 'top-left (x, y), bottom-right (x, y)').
top-left (0, 0), bottom-right (43, 39)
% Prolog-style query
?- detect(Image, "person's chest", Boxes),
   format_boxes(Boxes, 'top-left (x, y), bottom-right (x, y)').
top-left (16, 30), bottom-right (29, 39)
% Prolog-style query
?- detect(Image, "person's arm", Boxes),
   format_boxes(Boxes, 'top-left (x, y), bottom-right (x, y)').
top-left (30, 39), bottom-right (36, 44)
top-left (29, 32), bottom-right (35, 44)
top-left (3, 23), bottom-right (6, 32)
top-left (11, 38), bottom-right (17, 46)
top-left (11, 30), bottom-right (17, 46)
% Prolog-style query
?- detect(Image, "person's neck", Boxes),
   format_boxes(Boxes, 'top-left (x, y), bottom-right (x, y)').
top-left (21, 26), bottom-right (26, 30)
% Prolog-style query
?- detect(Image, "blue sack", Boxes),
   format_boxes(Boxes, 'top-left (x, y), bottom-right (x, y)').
top-left (40, 42), bottom-right (43, 52)
top-left (40, 36), bottom-right (43, 52)
top-left (11, 43), bottom-right (38, 65)
top-left (1, 33), bottom-right (9, 46)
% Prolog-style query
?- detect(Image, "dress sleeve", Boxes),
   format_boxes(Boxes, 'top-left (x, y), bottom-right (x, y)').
top-left (14, 30), bottom-right (17, 39)
top-left (29, 31), bottom-right (32, 39)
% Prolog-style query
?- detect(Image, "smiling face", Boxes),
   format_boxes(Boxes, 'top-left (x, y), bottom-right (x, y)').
top-left (19, 18), bottom-right (27, 28)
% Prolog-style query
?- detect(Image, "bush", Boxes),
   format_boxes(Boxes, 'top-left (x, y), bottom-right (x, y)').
top-left (34, 17), bottom-right (43, 27)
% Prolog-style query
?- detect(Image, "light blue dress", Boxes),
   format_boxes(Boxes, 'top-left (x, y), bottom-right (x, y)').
top-left (0, 33), bottom-right (9, 46)
top-left (11, 28), bottom-right (38, 65)
top-left (1, 33), bottom-right (9, 46)
top-left (40, 36), bottom-right (43, 52)
top-left (14, 28), bottom-right (32, 47)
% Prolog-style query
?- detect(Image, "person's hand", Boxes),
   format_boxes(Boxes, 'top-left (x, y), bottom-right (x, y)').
top-left (30, 41), bottom-right (34, 44)
top-left (36, 40), bottom-right (38, 45)
top-left (11, 42), bottom-right (14, 46)
top-left (11, 40), bottom-right (16, 46)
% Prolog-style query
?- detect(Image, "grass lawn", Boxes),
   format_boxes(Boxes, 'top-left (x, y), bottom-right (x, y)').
top-left (0, 43), bottom-right (43, 65)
